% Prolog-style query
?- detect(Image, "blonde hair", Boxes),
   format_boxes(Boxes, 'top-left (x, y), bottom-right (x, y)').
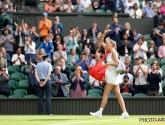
top-left (75, 66), bottom-right (84, 76)
top-left (125, 22), bottom-right (131, 30)
top-left (105, 37), bottom-right (116, 47)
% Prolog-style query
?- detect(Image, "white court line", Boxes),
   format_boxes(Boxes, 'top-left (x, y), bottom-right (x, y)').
top-left (49, 119), bottom-right (118, 125)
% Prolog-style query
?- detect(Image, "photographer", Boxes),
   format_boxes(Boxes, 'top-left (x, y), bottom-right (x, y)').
top-left (0, 7), bottom-right (12, 30)
top-left (147, 62), bottom-right (161, 96)
top-left (129, 3), bottom-right (142, 19)
top-left (120, 75), bottom-right (134, 96)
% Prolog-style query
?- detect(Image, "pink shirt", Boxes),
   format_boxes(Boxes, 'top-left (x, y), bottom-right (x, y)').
top-left (160, 6), bottom-right (165, 14)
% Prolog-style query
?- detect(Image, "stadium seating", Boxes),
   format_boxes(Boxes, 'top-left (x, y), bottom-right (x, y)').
top-left (134, 93), bottom-right (148, 97)
top-left (161, 59), bottom-right (165, 66)
top-left (121, 93), bottom-right (132, 97)
top-left (147, 58), bottom-right (160, 66)
top-left (88, 89), bottom-right (102, 96)
top-left (66, 65), bottom-right (75, 72)
top-left (21, 65), bottom-right (30, 72)
top-left (11, 72), bottom-right (25, 81)
top-left (144, 34), bottom-right (151, 40)
top-left (24, 95), bottom-right (38, 98)
top-left (84, 9), bottom-right (95, 13)
top-left (17, 80), bottom-right (28, 90)
top-left (7, 65), bottom-right (19, 74)
top-left (37, 3), bottom-right (45, 12)
top-left (9, 95), bottom-right (24, 98)
top-left (87, 94), bottom-right (101, 97)
top-left (13, 89), bottom-right (27, 97)
top-left (0, 95), bottom-right (6, 98)
top-left (95, 9), bottom-right (105, 13)
top-left (9, 80), bottom-right (17, 92)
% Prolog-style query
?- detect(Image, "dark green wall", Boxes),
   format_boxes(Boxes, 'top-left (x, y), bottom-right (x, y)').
top-left (0, 97), bottom-right (165, 115)
top-left (7, 12), bottom-right (154, 36)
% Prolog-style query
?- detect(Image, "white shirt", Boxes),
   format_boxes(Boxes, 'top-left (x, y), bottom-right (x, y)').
top-left (89, 75), bottom-right (101, 87)
top-left (153, 1), bottom-right (162, 8)
top-left (80, 0), bottom-right (91, 9)
top-left (63, 4), bottom-right (74, 12)
top-left (24, 42), bottom-right (36, 54)
top-left (129, 8), bottom-right (142, 18)
top-left (124, 0), bottom-right (139, 14)
top-left (11, 54), bottom-right (25, 65)
top-left (133, 65), bottom-right (148, 85)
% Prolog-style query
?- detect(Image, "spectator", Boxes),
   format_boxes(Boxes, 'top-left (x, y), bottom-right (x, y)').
top-left (89, 75), bottom-right (103, 90)
top-left (24, 36), bottom-right (36, 65)
top-left (0, 7), bottom-right (12, 30)
top-left (153, 22), bottom-right (165, 48)
top-left (80, 0), bottom-right (93, 10)
top-left (38, 12), bottom-right (52, 42)
top-left (70, 66), bottom-right (86, 97)
top-left (25, 0), bottom-right (37, 7)
top-left (88, 22), bottom-right (100, 42)
top-left (59, 58), bottom-right (71, 79)
top-left (122, 22), bottom-right (134, 42)
top-left (75, 52), bottom-right (90, 72)
top-left (153, 4), bottom-right (158, 15)
top-left (111, 0), bottom-right (124, 13)
top-left (117, 33), bottom-right (132, 62)
top-left (92, 0), bottom-right (100, 10)
top-left (80, 29), bottom-right (89, 44)
top-left (63, 0), bottom-right (75, 12)
top-left (51, 65), bottom-right (69, 97)
top-left (35, 55), bottom-right (52, 115)
top-left (0, 28), bottom-right (14, 58)
top-left (13, 25), bottom-right (26, 54)
top-left (147, 40), bottom-right (158, 59)
top-left (83, 47), bottom-right (91, 62)
top-left (153, 0), bottom-right (162, 8)
top-left (44, 0), bottom-right (55, 12)
top-left (0, 66), bottom-right (10, 97)
top-left (93, 31), bottom-right (102, 44)
top-left (23, 63), bottom-right (38, 96)
top-left (30, 26), bottom-right (40, 49)
top-left (91, 41), bottom-right (105, 58)
top-left (54, 0), bottom-right (63, 12)
top-left (147, 62), bottom-right (161, 96)
top-left (0, 47), bottom-right (10, 66)
top-left (120, 75), bottom-right (134, 96)
top-left (104, 24), bottom-right (110, 31)
top-left (129, 3), bottom-right (142, 18)
top-left (141, 36), bottom-right (147, 46)
top-left (51, 16), bottom-right (63, 36)
top-left (109, 17), bottom-right (124, 44)
top-left (124, 56), bottom-right (133, 75)
top-left (112, 12), bottom-right (118, 18)
top-left (124, 0), bottom-right (139, 14)
top-left (52, 34), bottom-right (63, 52)
top-left (22, 20), bottom-right (30, 36)
top-left (48, 30), bottom-right (54, 57)
top-left (40, 35), bottom-right (53, 58)
top-left (53, 44), bottom-right (67, 66)
top-left (11, 48), bottom-right (25, 66)
top-left (133, 38), bottom-right (148, 63)
top-left (67, 48), bottom-right (79, 65)
top-left (7, 3), bottom-right (15, 12)
top-left (0, 51), bottom-right (7, 68)
top-left (75, 0), bottom-right (85, 12)
top-left (38, 48), bottom-right (46, 57)
top-left (71, 27), bottom-right (81, 44)
top-left (90, 52), bottom-right (104, 67)
top-left (154, 9), bottom-right (165, 28)
top-left (142, 0), bottom-right (149, 10)
top-left (121, 67), bottom-right (133, 84)
top-left (158, 39), bottom-right (165, 59)
top-left (160, 1), bottom-right (165, 15)
top-left (132, 28), bottom-right (142, 46)
top-left (133, 57), bottom-right (148, 94)
top-left (143, 1), bottom-right (155, 18)
top-left (66, 30), bottom-right (77, 54)
top-left (2, 0), bottom-right (12, 9)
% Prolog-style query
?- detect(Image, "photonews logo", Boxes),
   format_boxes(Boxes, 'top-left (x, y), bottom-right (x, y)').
top-left (139, 118), bottom-right (165, 122)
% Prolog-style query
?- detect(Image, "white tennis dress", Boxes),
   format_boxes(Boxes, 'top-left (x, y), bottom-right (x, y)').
top-left (105, 53), bottom-right (122, 85)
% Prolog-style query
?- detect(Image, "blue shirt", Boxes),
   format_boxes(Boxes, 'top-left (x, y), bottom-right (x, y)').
top-left (40, 41), bottom-right (53, 58)
top-left (144, 7), bottom-right (155, 18)
top-left (23, 67), bottom-right (38, 85)
top-left (35, 61), bottom-right (52, 80)
top-left (75, 59), bottom-right (89, 71)
top-left (74, 4), bottom-right (85, 12)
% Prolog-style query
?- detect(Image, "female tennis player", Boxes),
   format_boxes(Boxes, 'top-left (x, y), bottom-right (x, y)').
top-left (90, 31), bottom-right (129, 119)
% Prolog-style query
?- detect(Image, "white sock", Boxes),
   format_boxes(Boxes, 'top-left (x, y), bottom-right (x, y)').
top-left (98, 108), bottom-right (104, 113)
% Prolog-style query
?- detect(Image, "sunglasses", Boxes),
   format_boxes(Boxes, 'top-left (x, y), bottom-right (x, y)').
top-left (1, 70), bottom-right (6, 71)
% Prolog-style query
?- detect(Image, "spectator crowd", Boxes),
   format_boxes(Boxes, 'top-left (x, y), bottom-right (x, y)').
top-left (0, 0), bottom-right (165, 103)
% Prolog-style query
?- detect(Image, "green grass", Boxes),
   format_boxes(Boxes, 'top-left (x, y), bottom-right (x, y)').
top-left (0, 115), bottom-right (164, 125)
